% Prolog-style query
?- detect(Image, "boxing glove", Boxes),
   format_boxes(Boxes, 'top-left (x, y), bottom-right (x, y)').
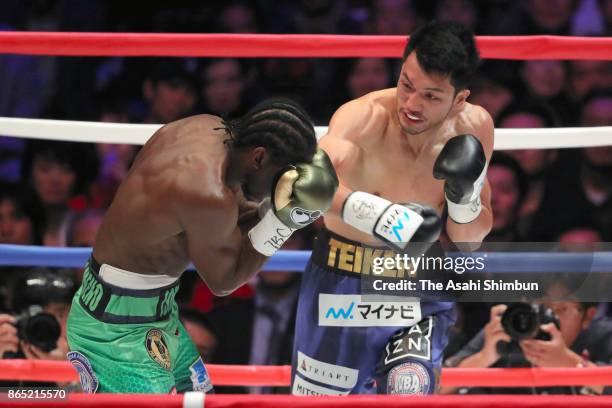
top-left (341, 192), bottom-right (442, 253)
top-left (433, 134), bottom-right (487, 224)
top-left (249, 148), bottom-right (338, 256)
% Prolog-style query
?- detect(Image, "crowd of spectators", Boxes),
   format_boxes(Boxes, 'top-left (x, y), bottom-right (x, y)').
top-left (0, 0), bottom-right (611, 394)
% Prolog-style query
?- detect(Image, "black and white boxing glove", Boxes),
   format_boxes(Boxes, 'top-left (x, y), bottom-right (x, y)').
top-left (341, 192), bottom-right (442, 253)
top-left (433, 134), bottom-right (487, 224)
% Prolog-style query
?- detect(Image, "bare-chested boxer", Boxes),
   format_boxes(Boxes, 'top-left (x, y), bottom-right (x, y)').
top-left (292, 22), bottom-right (493, 395)
top-left (66, 99), bottom-right (338, 394)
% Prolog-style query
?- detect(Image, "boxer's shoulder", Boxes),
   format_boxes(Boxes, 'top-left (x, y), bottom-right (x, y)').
top-left (454, 103), bottom-right (492, 129)
top-left (330, 89), bottom-right (393, 145)
top-left (451, 103), bottom-right (494, 150)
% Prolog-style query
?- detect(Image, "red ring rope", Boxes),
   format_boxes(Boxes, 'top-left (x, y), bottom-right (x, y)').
top-left (1, 360), bottom-right (611, 387)
top-left (0, 395), bottom-right (611, 408)
top-left (0, 32), bottom-right (610, 59)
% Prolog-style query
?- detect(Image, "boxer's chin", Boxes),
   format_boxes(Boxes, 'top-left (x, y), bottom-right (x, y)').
top-left (399, 114), bottom-right (427, 135)
top-left (401, 123), bottom-right (427, 136)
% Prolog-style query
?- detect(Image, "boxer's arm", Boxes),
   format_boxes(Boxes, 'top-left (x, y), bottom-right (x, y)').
top-left (180, 196), bottom-right (267, 296)
top-left (318, 138), bottom-right (359, 217)
top-left (446, 110), bottom-right (494, 244)
top-left (317, 100), bottom-right (370, 217)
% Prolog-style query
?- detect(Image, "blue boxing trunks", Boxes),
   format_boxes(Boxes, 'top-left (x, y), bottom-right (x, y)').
top-left (292, 228), bottom-right (456, 395)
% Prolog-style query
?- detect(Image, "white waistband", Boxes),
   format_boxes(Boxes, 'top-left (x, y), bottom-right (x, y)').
top-left (98, 263), bottom-right (178, 290)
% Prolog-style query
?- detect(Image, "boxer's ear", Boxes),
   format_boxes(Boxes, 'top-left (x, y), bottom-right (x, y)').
top-left (453, 89), bottom-right (470, 110)
top-left (252, 147), bottom-right (265, 170)
top-left (455, 89), bottom-right (470, 104)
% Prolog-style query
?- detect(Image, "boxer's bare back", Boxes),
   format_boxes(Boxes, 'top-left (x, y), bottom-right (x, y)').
top-left (93, 115), bottom-right (261, 292)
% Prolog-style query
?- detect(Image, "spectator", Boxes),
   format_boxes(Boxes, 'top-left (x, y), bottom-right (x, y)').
top-left (0, 22), bottom-right (55, 183)
top-left (218, 1), bottom-right (260, 33)
top-left (531, 90), bottom-right (612, 240)
top-left (556, 223), bottom-right (610, 319)
top-left (434, 0), bottom-right (479, 31)
top-left (0, 183), bottom-right (46, 309)
top-left (367, 0), bottom-right (422, 35)
top-left (66, 210), bottom-right (104, 248)
top-left (558, 226), bottom-right (603, 246)
top-left (268, 0), bottom-right (351, 34)
top-left (521, 61), bottom-right (566, 100)
top-left (337, 58), bottom-right (394, 103)
top-left (85, 92), bottom-right (138, 209)
top-left (568, 61), bottom-right (612, 108)
top-left (142, 61), bottom-right (198, 123)
top-left (179, 308), bottom-right (218, 363)
top-left (0, 268), bottom-right (77, 388)
top-left (601, 0), bottom-right (612, 34)
top-left (200, 59), bottom-right (252, 119)
top-left (442, 283), bottom-right (612, 395)
top-left (21, 141), bottom-right (99, 246)
top-left (486, 153), bottom-right (529, 242)
top-left (497, 103), bottom-right (559, 238)
top-left (521, 0), bottom-right (578, 35)
top-left (0, 182), bottom-right (45, 245)
top-left (520, 61), bottom-right (573, 124)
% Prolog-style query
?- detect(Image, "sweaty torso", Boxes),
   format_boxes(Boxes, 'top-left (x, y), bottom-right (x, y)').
top-left (93, 115), bottom-right (237, 277)
top-left (325, 88), bottom-right (486, 245)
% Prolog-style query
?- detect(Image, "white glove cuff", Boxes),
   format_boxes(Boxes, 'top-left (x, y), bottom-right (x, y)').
top-left (248, 209), bottom-right (295, 256)
top-left (342, 191), bottom-right (393, 234)
top-left (446, 195), bottom-right (482, 224)
top-left (342, 192), bottom-right (424, 245)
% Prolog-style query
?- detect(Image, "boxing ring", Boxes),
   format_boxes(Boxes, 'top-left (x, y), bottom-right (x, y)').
top-left (1, 32), bottom-right (612, 407)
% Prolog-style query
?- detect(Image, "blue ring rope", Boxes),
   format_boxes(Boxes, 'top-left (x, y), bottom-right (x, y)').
top-left (1, 244), bottom-right (611, 273)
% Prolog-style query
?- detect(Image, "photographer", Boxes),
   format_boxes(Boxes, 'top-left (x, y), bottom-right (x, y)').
top-left (442, 293), bottom-right (612, 395)
top-left (0, 268), bottom-right (76, 387)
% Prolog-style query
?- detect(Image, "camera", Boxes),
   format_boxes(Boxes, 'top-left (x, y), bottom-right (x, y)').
top-left (14, 305), bottom-right (61, 353)
top-left (501, 302), bottom-right (560, 341)
top-left (496, 302), bottom-right (560, 360)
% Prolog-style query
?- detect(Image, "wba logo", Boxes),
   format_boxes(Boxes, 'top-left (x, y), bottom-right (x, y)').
top-left (324, 302), bottom-right (355, 319)
top-left (319, 294), bottom-right (421, 327)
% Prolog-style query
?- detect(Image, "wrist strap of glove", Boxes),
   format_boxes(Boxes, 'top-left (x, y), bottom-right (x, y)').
top-left (248, 209), bottom-right (295, 256)
top-left (342, 191), bottom-right (423, 249)
top-left (447, 164), bottom-right (487, 224)
top-left (446, 195), bottom-right (482, 224)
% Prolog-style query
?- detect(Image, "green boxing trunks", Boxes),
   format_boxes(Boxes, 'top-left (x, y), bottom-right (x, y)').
top-left (66, 257), bottom-right (213, 394)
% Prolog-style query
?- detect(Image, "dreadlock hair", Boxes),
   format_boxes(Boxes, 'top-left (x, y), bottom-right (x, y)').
top-left (221, 98), bottom-right (317, 165)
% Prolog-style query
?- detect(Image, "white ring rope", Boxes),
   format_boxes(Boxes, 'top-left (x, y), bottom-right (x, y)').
top-left (1, 117), bottom-right (611, 150)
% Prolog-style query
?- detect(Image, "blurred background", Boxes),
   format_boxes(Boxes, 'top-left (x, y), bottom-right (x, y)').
top-left (0, 0), bottom-right (610, 394)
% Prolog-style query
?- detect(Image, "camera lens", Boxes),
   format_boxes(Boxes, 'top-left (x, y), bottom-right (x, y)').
top-left (24, 313), bottom-right (61, 352)
top-left (501, 302), bottom-right (539, 341)
top-left (16, 308), bottom-right (61, 353)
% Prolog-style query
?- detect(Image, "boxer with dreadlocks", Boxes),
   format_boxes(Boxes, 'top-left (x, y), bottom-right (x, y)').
top-left (67, 98), bottom-right (338, 394)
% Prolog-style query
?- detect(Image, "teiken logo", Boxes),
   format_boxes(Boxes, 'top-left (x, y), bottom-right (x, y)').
top-left (319, 294), bottom-right (421, 327)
